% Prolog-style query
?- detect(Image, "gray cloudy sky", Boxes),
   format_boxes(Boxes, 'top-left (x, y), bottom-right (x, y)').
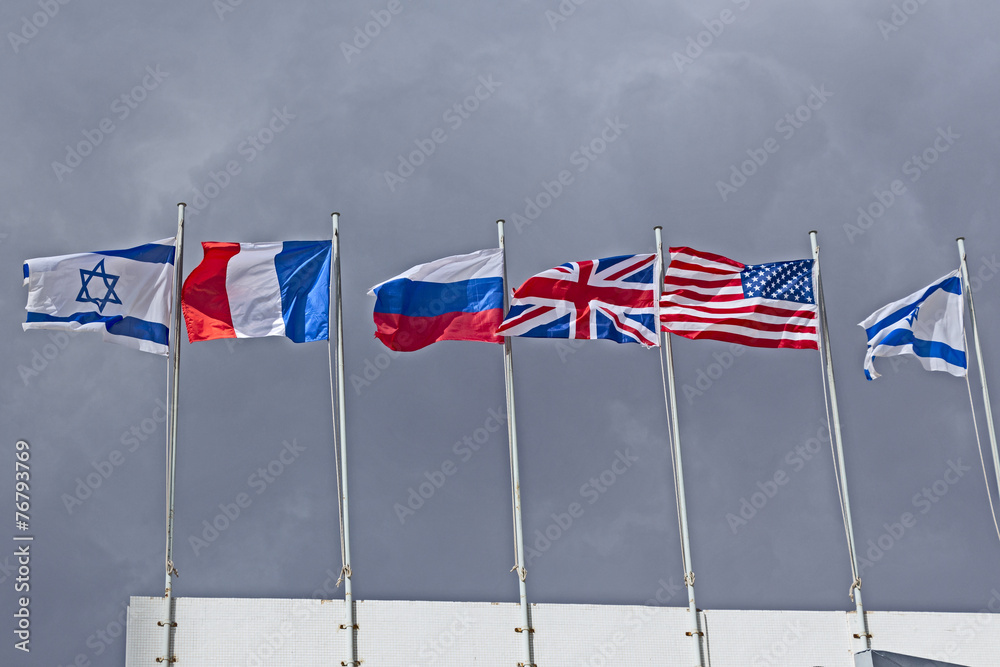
top-left (3, 0), bottom-right (1000, 664)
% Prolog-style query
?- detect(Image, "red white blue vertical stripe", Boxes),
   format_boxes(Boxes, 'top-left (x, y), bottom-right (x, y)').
top-left (497, 253), bottom-right (661, 347)
top-left (181, 241), bottom-right (331, 343)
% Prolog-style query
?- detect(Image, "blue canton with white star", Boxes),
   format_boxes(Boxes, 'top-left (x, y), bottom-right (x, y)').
top-left (740, 259), bottom-right (814, 304)
top-left (77, 258), bottom-right (122, 313)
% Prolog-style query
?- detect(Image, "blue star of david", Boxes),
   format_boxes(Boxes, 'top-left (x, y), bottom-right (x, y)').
top-left (77, 259), bottom-right (122, 313)
top-left (906, 304), bottom-right (920, 326)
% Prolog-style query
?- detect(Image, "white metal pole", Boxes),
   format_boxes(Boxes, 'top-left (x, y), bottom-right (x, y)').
top-left (957, 238), bottom-right (1000, 503)
top-left (654, 227), bottom-right (704, 667)
top-left (332, 213), bottom-right (357, 666)
top-left (161, 202), bottom-right (185, 664)
top-left (497, 220), bottom-right (533, 667)
top-left (809, 231), bottom-right (870, 649)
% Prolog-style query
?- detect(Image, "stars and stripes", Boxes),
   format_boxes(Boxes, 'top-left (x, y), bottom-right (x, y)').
top-left (660, 246), bottom-right (819, 350)
top-left (497, 253), bottom-right (661, 347)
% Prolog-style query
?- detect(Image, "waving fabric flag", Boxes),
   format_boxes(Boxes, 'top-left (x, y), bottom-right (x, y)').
top-left (496, 253), bottom-right (660, 347)
top-left (660, 246), bottom-right (818, 350)
top-left (859, 269), bottom-right (966, 380)
top-left (23, 238), bottom-right (175, 355)
top-left (369, 248), bottom-right (504, 352)
top-left (182, 241), bottom-right (331, 343)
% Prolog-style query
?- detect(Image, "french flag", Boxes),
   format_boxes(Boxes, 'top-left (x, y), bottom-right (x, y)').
top-left (181, 241), bottom-right (331, 343)
top-left (369, 248), bottom-right (505, 352)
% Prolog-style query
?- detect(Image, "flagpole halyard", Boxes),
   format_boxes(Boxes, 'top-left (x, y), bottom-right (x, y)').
top-left (957, 237), bottom-right (1000, 532)
top-left (497, 219), bottom-right (535, 667)
top-left (160, 202), bottom-right (185, 664)
top-left (809, 231), bottom-right (871, 650)
top-left (655, 227), bottom-right (705, 667)
top-left (332, 213), bottom-right (358, 666)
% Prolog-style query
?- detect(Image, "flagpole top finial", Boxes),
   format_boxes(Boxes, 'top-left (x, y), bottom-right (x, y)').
top-left (808, 230), bottom-right (818, 235)
top-left (956, 236), bottom-right (965, 242)
top-left (654, 225), bottom-right (662, 231)
top-left (331, 211), bottom-right (340, 217)
top-left (496, 219), bottom-right (505, 224)
top-left (177, 202), bottom-right (187, 207)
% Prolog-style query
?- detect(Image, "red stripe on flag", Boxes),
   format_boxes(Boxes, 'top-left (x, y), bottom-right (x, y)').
top-left (181, 242), bottom-right (240, 342)
top-left (669, 328), bottom-right (819, 350)
top-left (661, 302), bottom-right (817, 321)
top-left (661, 313), bottom-right (817, 335)
top-left (663, 276), bottom-right (742, 290)
top-left (668, 246), bottom-right (745, 269)
top-left (373, 310), bottom-right (503, 351)
top-left (664, 288), bottom-right (744, 303)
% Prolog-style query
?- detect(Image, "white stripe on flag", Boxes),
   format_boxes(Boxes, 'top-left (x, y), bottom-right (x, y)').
top-left (226, 243), bottom-right (286, 338)
top-left (368, 248), bottom-right (503, 294)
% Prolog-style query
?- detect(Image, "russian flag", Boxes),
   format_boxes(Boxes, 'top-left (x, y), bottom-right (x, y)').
top-left (368, 248), bottom-right (505, 351)
top-left (181, 241), bottom-right (331, 343)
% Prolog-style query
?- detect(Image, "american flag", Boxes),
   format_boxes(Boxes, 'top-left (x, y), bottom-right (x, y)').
top-left (660, 246), bottom-right (818, 350)
top-left (497, 253), bottom-right (661, 347)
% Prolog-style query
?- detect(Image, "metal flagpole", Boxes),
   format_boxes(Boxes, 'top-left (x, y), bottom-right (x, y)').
top-left (957, 238), bottom-right (1000, 504)
top-left (809, 231), bottom-right (871, 650)
top-left (497, 220), bottom-right (534, 667)
top-left (332, 213), bottom-right (357, 666)
top-left (160, 202), bottom-right (185, 664)
top-left (654, 227), bottom-right (704, 667)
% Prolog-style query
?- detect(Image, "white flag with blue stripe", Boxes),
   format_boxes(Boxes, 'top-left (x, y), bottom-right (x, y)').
top-left (859, 269), bottom-right (966, 380)
top-left (23, 238), bottom-right (175, 355)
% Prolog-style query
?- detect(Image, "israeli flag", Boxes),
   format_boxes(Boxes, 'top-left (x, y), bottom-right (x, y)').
top-left (859, 269), bottom-right (966, 380)
top-left (23, 239), bottom-right (175, 355)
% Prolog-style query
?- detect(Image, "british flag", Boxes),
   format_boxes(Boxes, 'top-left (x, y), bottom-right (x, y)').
top-left (496, 253), bottom-right (661, 347)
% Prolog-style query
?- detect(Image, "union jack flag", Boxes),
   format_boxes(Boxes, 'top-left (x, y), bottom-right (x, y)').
top-left (496, 253), bottom-right (661, 347)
